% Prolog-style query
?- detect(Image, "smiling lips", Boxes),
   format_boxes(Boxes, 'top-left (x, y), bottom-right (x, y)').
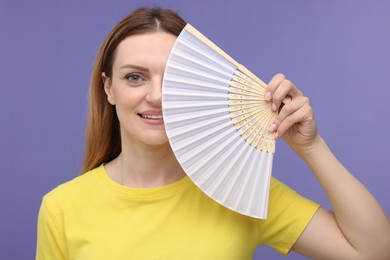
top-left (139, 114), bottom-right (163, 119)
top-left (138, 112), bottom-right (164, 125)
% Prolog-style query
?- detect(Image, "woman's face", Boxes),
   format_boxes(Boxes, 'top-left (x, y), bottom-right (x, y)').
top-left (104, 32), bottom-right (177, 147)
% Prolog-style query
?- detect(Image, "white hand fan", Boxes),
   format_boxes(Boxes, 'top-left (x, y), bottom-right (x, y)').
top-left (162, 24), bottom-right (278, 219)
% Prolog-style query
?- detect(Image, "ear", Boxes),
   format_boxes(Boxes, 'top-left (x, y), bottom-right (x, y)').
top-left (102, 72), bottom-right (115, 105)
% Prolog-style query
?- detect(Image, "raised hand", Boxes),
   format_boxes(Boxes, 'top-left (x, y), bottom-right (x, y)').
top-left (265, 73), bottom-right (319, 155)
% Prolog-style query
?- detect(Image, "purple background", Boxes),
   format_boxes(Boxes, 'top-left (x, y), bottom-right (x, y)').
top-left (1, 0), bottom-right (389, 259)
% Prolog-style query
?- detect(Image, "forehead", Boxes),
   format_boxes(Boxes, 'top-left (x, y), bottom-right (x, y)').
top-left (112, 32), bottom-right (177, 70)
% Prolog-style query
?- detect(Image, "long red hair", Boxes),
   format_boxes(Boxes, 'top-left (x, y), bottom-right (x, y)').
top-left (82, 7), bottom-right (186, 174)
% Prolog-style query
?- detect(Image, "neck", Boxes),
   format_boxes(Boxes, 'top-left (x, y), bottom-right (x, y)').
top-left (105, 139), bottom-right (186, 188)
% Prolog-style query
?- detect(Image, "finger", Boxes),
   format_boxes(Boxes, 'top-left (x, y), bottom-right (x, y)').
top-left (268, 96), bottom-right (309, 133)
top-left (271, 79), bottom-right (295, 111)
top-left (274, 80), bottom-right (304, 111)
top-left (265, 74), bottom-right (303, 112)
top-left (266, 73), bottom-right (286, 92)
top-left (265, 73), bottom-right (285, 102)
top-left (276, 101), bottom-right (313, 138)
top-left (277, 96), bottom-right (310, 125)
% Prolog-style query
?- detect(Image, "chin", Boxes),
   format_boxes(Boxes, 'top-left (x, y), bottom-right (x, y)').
top-left (141, 133), bottom-right (170, 146)
top-left (144, 139), bottom-right (170, 147)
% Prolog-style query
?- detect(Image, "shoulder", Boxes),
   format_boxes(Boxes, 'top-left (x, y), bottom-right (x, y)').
top-left (42, 166), bottom-right (104, 211)
top-left (258, 177), bottom-right (320, 255)
top-left (268, 177), bottom-right (320, 218)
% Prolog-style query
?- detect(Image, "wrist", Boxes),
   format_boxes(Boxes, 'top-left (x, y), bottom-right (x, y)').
top-left (297, 134), bottom-right (328, 162)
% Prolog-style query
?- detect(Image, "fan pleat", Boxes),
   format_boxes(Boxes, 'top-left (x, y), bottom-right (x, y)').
top-left (169, 115), bottom-right (232, 150)
top-left (177, 122), bottom-right (236, 170)
top-left (247, 152), bottom-right (273, 216)
top-left (166, 61), bottom-right (232, 87)
top-left (186, 130), bottom-right (241, 187)
top-left (225, 146), bottom-right (262, 215)
top-left (164, 75), bottom-right (227, 93)
top-left (164, 90), bottom-right (227, 100)
top-left (232, 148), bottom-right (260, 211)
top-left (170, 49), bottom-right (232, 79)
top-left (206, 140), bottom-right (251, 200)
top-left (178, 31), bottom-right (236, 72)
top-left (163, 100), bottom-right (227, 110)
top-left (163, 107), bottom-right (227, 125)
top-left (200, 147), bottom-right (250, 213)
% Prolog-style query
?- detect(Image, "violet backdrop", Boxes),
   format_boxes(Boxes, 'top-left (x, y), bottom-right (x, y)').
top-left (1, 0), bottom-right (389, 259)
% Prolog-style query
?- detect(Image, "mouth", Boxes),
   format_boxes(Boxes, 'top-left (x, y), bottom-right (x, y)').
top-left (138, 113), bottom-right (163, 120)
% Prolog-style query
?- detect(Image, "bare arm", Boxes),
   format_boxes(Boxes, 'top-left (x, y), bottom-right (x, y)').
top-left (292, 136), bottom-right (390, 259)
top-left (266, 74), bottom-right (390, 259)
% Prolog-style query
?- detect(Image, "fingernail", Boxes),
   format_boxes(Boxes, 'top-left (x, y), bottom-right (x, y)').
top-left (265, 92), bottom-right (272, 101)
top-left (274, 132), bottom-right (279, 139)
top-left (272, 103), bottom-right (277, 112)
top-left (268, 124), bottom-right (277, 132)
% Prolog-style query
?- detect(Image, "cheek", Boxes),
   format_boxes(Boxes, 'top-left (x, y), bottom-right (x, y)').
top-left (113, 89), bottom-right (144, 119)
top-left (113, 87), bottom-right (143, 107)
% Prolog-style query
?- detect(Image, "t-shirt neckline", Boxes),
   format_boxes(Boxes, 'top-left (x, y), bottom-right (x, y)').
top-left (94, 164), bottom-right (192, 200)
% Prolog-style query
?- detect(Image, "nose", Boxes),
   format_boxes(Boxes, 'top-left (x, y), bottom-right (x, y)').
top-left (145, 77), bottom-right (162, 107)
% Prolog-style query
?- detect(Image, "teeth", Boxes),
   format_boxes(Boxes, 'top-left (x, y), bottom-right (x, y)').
top-left (140, 114), bottom-right (163, 119)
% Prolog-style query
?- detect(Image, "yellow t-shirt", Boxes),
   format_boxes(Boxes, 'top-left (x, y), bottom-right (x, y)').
top-left (36, 165), bottom-right (319, 260)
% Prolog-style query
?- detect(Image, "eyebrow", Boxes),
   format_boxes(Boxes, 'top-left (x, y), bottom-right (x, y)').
top-left (119, 64), bottom-right (150, 72)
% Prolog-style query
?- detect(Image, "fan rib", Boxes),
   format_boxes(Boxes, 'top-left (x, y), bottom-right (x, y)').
top-left (229, 86), bottom-right (263, 98)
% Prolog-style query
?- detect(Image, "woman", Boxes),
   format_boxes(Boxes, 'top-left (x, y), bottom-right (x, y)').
top-left (36, 7), bottom-right (390, 260)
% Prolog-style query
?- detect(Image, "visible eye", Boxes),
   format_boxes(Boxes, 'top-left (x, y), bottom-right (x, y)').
top-left (125, 73), bottom-right (143, 83)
